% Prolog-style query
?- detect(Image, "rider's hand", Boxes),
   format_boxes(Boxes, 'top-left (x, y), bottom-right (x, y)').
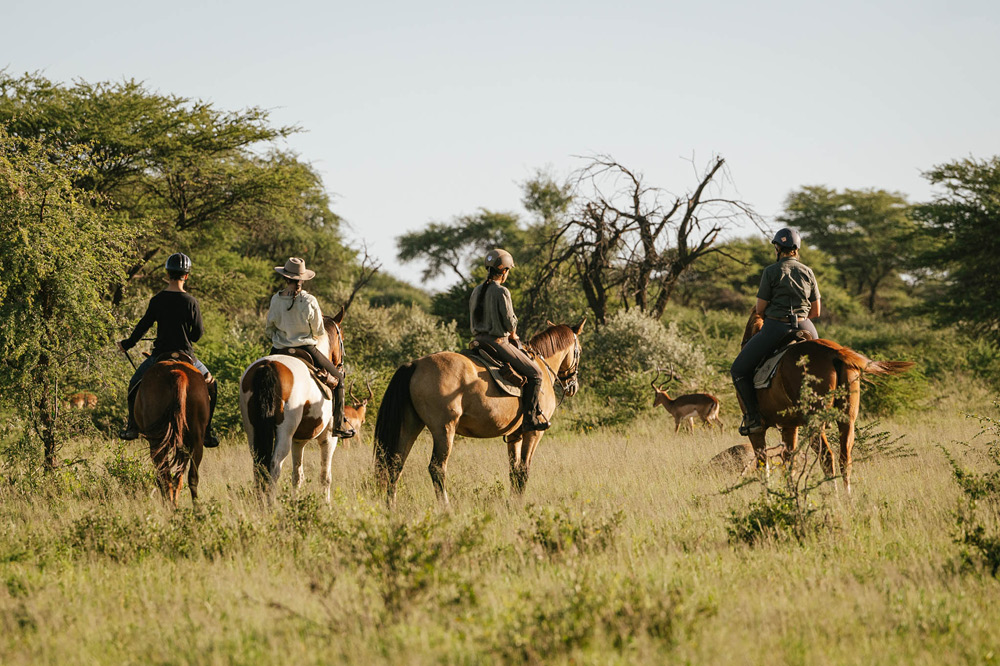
top-left (509, 331), bottom-right (520, 342)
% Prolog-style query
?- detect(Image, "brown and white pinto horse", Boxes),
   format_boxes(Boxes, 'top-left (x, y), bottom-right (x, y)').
top-left (740, 310), bottom-right (913, 493)
top-left (374, 319), bottom-right (585, 506)
top-left (134, 357), bottom-right (211, 506)
top-left (239, 309), bottom-right (345, 501)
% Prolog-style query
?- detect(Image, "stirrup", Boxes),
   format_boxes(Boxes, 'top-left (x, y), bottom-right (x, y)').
top-left (120, 427), bottom-right (139, 441)
top-left (204, 430), bottom-right (220, 448)
top-left (333, 425), bottom-right (355, 439)
top-left (738, 415), bottom-right (764, 436)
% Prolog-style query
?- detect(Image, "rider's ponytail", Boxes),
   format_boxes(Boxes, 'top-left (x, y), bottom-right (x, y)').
top-left (472, 267), bottom-right (503, 323)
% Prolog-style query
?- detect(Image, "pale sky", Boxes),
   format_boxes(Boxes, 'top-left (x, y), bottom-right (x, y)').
top-left (5, 0), bottom-right (998, 291)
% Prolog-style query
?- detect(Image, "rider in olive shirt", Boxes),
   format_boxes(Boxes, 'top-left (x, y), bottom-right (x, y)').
top-left (731, 228), bottom-right (821, 436)
top-left (470, 248), bottom-right (549, 432)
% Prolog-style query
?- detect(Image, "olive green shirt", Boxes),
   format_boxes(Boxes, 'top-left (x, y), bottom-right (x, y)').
top-left (470, 281), bottom-right (517, 338)
top-left (757, 256), bottom-right (820, 320)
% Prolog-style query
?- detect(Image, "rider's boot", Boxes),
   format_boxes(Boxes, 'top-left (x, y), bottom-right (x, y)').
top-left (331, 382), bottom-right (355, 439)
top-left (120, 382), bottom-right (140, 440)
top-left (204, 379), bottom-right (220, 448)
top-left (521, 381), bottom-right (550, 432)
top-left (734, 375), bottom-right (764, 436)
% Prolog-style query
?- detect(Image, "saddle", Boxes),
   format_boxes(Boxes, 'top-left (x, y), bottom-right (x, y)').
top-left (271, 348), bottom-right (334, 400)
top-left (462, 340), bottom-right (526, 398)
top-left (148, 351), bottom-right (214, 384)
top-left (753, 329), bottom-right (814, 389)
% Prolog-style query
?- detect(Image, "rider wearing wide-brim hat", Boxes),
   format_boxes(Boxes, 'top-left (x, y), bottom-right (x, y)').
top-left (265, 257), bottom-right (355, 439)
top-left (469, 248), bottom-right (549, 432)
top-left (731, 228), bottom-right (822, 435)
top-left (117, 252), bottom-right (219, 446)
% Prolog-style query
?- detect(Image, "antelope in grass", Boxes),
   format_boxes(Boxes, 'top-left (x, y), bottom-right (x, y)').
top-left (650, 367), bottom-right (724, 433)
top-left (344, 378), bottom-right (374, 441)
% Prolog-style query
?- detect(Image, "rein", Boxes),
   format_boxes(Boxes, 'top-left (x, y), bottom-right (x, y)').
top-left (528, 333), bottom-right (581, 406)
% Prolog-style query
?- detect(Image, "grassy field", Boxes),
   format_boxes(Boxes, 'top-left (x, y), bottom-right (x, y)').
top-left (2, 389), bottom-right (999, 665)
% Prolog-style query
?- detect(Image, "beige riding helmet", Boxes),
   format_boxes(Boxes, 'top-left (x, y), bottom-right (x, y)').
top-left (485, 248), bottom-right (515, 270)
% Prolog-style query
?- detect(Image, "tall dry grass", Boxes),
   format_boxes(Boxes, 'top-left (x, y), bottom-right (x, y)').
top-left (1, 395), bottom-right (999, 664)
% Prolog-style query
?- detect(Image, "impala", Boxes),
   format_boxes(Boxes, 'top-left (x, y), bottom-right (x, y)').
top-left (650, 368), bottom-right (724, 433)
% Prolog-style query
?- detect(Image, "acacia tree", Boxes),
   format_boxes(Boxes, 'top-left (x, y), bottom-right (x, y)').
top-left (0, 72), bottom-right (352, 309)
top-left (916, 156), bottom-right (1000, 344)
top-left (0, 129), bottom-right (135, 469)
top-left (536, 155), bottom-right (763, 326)
top-left (779, 186), bottom-right (919, 312)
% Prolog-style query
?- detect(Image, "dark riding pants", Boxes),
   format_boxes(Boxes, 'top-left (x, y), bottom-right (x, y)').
top-left (272, 345), bottom-right (348, 429)
top-left (730, 317), bottom-right (819, 415)
top-left (475, 336), bottom-right (546, 426)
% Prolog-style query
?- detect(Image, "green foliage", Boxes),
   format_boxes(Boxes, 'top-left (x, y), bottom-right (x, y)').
top-left (489, 570), bottom-right (708, 662)
top-left (587, 309), bottom-right (711, 382)
top-left (916, 155), bottom-right (1000, 346)
top-left (334, 511), bottom-right (487, 620)
top-left (852, 421), bottom-right (915, 461)
top-left (521, 503), bottom-right (624, 557)
top-left (941, 407), bottom-right (1000, 575)
top-left (0, 126), bottom-right (136, 466)
top-left (779, 186), bottom-right (920, 312)
top-left (104, 443), bottom-right (155, 494)
top-left (346, 301), bottom-right (460, 370)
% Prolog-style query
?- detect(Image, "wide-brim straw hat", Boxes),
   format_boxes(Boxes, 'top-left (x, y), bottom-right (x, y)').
top-left (274, 257), bottom-right (316, 281)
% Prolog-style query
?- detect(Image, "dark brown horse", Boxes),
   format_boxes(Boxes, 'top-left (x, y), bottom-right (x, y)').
top-left (134, 357), bottom-right (211, 506)
top-left (374, 320), bottom-right (585, 506)
top-left (740, 310), bottom-right (913, 493)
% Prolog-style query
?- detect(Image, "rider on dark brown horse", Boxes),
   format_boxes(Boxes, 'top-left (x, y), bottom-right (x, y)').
top-left (469, 248), bottom-right (549, 432)
top-left (731, 228), bottom-right (822, 436)
top-left (266, 257), bottom-right (355, 439)
top-left (118, 253), bottom-right (219, 447)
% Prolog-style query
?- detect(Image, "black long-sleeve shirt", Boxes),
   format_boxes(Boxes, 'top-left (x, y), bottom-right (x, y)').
top-left (121, 290), bottom-right (204, 357)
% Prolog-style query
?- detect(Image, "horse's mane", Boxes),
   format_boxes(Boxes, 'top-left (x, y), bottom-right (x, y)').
top-left (741, 307), bottom-right (764, 347)
top-left (529, 325), bottom-right (575, 358)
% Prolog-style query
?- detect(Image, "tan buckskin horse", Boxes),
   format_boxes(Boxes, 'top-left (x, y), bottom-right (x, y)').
top-left (134, 357), bottom-right (211, 506)
top-left (239, 310), bottom-right (346, 502)
top-left (739, 310), bottom-right (913, 493)
top-left (374, 319), bottom-right (585, 506)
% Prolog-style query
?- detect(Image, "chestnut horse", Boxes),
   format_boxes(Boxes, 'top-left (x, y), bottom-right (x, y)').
top-left (239, 310), bottom-right (345, 501)
top-left (134, 357), bottom-right (211, 506)
top-left (374, 319), bottom-right (585, 506)
top-left (739, 310), bottom-right (913, 493)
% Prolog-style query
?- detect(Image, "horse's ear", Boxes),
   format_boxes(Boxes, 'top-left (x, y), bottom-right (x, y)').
top-left (546, 319), bottom-right (557, 328)
top-left (333, 305), bottom-right (345, 324)
top-left (572, 317), bottom-right (587, 335)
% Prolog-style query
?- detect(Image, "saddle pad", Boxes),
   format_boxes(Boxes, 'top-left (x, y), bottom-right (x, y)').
top-left (459, 349), bottom-right (522, 398)
top-left (272, 349), bottom-right (333, 401)
top-left (754, 347), bottom-right (790, 389)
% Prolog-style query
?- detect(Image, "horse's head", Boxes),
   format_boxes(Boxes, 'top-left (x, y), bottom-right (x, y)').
top-left (532, 317), bottom-right (586, 397)
top-left (741, 306), bottom-right (764, 348)
top-left (322, 306), bottom-right (346, 365)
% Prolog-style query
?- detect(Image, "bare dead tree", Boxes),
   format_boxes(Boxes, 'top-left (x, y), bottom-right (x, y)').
top-left (539, 155), bottom-right (765, 325)
top-left (342, 244), bottom-right (382, 313)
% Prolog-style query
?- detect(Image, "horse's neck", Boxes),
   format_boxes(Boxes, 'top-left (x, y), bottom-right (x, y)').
top-left (540, 347), bottom-right (569, 376)
top-left (316, 330), bottom-right (331, 358)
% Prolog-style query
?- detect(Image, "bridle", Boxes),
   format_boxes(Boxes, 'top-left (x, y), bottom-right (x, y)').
top-left (534, 333), bottom-right (581, 399)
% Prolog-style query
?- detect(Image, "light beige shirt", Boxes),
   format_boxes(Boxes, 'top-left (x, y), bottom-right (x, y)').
top-left (265, 291), bottom-right (325, 349)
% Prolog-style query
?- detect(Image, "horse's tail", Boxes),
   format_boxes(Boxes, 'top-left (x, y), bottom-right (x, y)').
top-left (374, 362), bottom-right (417, 484)
top-left (149, 369), bottom-right (189, 478)
top-left (832, 345), bottom-right (915, 377)
top-left (249, 361), bottom-right (283, 483)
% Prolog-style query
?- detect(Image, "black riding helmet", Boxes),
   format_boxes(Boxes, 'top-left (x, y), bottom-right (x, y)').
top-left (166, 253), bottom-right (192, 273)
top-left (771, 228), bottom-right (802, 251)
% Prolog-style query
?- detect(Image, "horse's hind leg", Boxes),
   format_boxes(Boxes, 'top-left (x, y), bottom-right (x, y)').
top-left (188, 446), bottom-right (203, 503)
top-left (427, 424), bottom-right (456, 506)
top-left (383, 413), bottom-right (424, 507)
